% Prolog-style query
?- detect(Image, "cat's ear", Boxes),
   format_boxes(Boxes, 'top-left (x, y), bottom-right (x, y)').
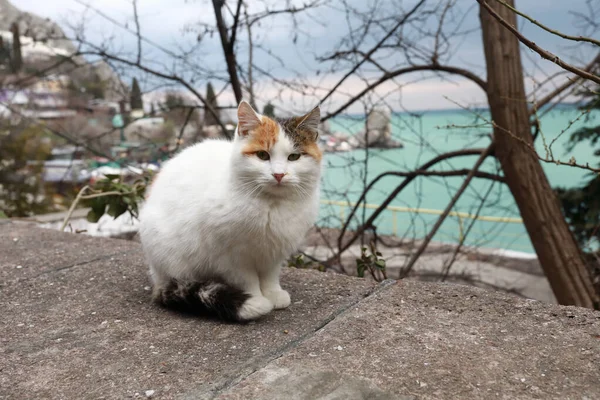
top-left (237, 100), bottom-right (261, 136)
top-left (296, 105), bottom-right (320, 141)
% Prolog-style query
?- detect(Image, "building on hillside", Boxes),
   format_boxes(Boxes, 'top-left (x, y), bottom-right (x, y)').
top-left (30, 74), bottom-right (70, 93)
top-left (0, 30), bottom-right (72, 62)
top-left (130, 109), bottom-right (144, 120)
top-left (0, 74), bottom-right (78, 121)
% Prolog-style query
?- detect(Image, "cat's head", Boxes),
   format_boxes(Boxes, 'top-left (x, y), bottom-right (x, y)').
top-left (231, 101), bottom-right (322, 198)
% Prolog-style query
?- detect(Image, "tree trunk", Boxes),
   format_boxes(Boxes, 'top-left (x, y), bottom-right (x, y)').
top-left (479, 0), bottom-right (599, 309)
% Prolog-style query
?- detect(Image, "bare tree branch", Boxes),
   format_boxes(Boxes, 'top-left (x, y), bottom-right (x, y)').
top-left (478, 0), bottom-right (600, 85)
top-left (79, 47), bottom-right (231, 138)
top-left (322, 64), bottom-right (487, 121)
top-left (229, 0), bottom-right (244, 52)
top-left (173, 107), bottom-right (195, 154)
top-left (244, 4), bottom-right (257, 109)
top-left (330, 147), bottom-right (495, 264)
top-left (531, 52), bottom-right (600, 114)
top-left (400, 145), bottom-right (495, 277)
top-left (320, 0), bottom-right (427, 104)
top-left (212, 0), bottom-right (243, 102)
top-left (132, 0), bottom-right (142, 64)
top-left (494, 0), bottom-right (600, 47)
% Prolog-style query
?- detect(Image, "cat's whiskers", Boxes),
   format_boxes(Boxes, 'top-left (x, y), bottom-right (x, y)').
top-left (236, 181), bottom-right (265, 199)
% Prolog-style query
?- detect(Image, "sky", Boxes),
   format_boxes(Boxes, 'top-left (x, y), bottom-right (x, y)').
top-left (16, 0), bottom-right (599, 114)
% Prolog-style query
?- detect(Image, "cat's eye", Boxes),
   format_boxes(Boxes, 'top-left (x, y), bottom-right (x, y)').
top-left (288, 153), bottom-right (301, 161)
top-left (256, 151), bottom-right (270, 161)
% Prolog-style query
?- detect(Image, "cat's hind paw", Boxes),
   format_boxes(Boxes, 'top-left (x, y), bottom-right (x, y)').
top-left (237, 295), bottom-right (274, 321)
top-left (263, 289), bottom-right (291, 310)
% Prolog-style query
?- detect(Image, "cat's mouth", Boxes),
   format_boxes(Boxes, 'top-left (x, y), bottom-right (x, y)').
top-left (264, 180), bottom-right (293, 195)
top-left (269, 178), bottom-right (289, 187)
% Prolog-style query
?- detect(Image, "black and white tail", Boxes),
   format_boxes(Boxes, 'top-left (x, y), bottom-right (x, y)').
top-left (154, 278), bottom-right (252, 321)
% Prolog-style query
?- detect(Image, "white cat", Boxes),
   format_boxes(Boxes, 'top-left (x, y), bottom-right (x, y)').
top-left (139, 101), bottom-right (322, 321)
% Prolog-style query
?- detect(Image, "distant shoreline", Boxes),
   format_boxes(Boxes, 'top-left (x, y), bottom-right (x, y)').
top-left (334, 102), bottom-right (580, 118)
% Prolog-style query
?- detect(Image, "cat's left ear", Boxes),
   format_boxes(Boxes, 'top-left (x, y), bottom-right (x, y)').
top-left (237, 100), bottom-right (261, 136)
top-left (296, 105), bottom-right (320, 141)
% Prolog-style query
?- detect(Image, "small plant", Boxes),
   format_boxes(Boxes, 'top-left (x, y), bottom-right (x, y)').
top-left (287, 253), bottom-right (325, 272)
top-left (356, 241), bottom-right (387, 281)
top-left (60, 172), bottom-right (153, 231)
top-left (83, 174), bottom-right (151, 223)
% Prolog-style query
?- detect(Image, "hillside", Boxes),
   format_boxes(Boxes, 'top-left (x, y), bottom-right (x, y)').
top-left (0, 0), bottom-right (76, 54)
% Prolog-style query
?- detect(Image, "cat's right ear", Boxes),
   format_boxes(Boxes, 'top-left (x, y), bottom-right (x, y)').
top-left (237, 101), bottom-right (261, 137)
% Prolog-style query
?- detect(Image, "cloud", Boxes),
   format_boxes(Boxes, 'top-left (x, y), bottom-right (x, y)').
top-left (15, 0), bottom-right (592, 113)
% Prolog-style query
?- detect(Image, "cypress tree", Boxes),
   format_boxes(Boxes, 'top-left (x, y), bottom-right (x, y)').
top-left (263, 102), bottom-right (275, 118)
top-left (0, 37), bottom-right (9, 67)
top-left (130, 78), bottom-right (144, 110)
top-left (10, 22), bottom-right (22, 73)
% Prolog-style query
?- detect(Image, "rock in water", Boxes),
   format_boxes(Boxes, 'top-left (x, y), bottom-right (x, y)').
top-left (356, 108), bottom-right (403, 149)
top-left (366, 109), bottom-right (391, 142)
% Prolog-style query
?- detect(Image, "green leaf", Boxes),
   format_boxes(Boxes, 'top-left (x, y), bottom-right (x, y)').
top-left (357, 264), bottom-right (365, 278)
top-left (87, 209), bottom-right (102, 223)
top-left (107, 201), bottom-right (128, 218)
top-left (375, 252), bottom-right (382, 257)
top-left (104, 174), bottom-right (121, 181)
top-left (0, 210), bottom-right (7, 219)
top-left (375, 259), bottom-right (386, 269)
top-left (86, 199), bottom-right (106, 222)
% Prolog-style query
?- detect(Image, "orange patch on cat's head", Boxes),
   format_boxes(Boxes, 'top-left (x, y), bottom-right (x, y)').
top-left (301, 141), bottom-right (323, 162)
top-left (241, 116), bottom-right (280, 155)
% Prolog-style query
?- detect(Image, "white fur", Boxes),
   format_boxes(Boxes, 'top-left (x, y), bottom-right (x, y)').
top-left (139, 109), bottom-right (321, 321)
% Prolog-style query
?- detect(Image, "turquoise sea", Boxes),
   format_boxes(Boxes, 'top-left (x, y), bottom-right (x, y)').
top-left (320, 105), bottom-right (599, 254)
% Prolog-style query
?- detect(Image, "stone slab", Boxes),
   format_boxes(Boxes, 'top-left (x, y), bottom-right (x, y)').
top-left (219, 280), bottom-right (600, 400)
top-left (0, 223), bottom-right (376, 399)
top-left (2, 222), bottom-right (599, 400)
top-left (0, 222), bottom-right (138, 286)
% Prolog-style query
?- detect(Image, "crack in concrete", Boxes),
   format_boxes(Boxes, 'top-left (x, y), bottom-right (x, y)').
top-left (194, 279), bottom-right (397, 400)
top-left (13, 250), bottom-right (139, 285)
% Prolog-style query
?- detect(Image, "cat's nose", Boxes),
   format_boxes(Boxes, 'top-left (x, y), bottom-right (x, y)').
top-left (272, 173), bottom-right (285, 183)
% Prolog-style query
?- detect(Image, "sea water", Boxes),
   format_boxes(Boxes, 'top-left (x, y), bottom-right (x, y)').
top-left (320, 105), bottom-right (599, 254)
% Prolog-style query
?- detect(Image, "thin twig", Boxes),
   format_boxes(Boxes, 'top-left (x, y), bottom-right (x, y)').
top-left (400, 145), bottom-right (495, 278)
top-left (173, 107), bottom-right (195, 153)
top-left (80, 47), bottom-right (230, 138)
top-left (322, 64), bottom-right (487, 121)
top-left (212, 0), bottom-right (243, 102)
top-left (132, 0), bottom-right (142, 64)
top-left (320, 0), bottom-right (427, 104)
top-left (531, 53), bottom-right (600, 114)
top-left (494, 0), bottom-right (600, 47)
top-left (245, 4), bottom-right (257, 109)
top-left (478, 0), bottom-right (600, 85)
top-left (330, 147), bottom-right (495, 265)
top-left (441, 176), bottom-right (498, 281)
top-left (60, 185), bottom-right (90, 231)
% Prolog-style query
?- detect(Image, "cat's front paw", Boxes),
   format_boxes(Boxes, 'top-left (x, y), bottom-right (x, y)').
top-left (263, 289), bottom-right (291, 309)
top-left (237, 295), bottom-right (273, 321)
